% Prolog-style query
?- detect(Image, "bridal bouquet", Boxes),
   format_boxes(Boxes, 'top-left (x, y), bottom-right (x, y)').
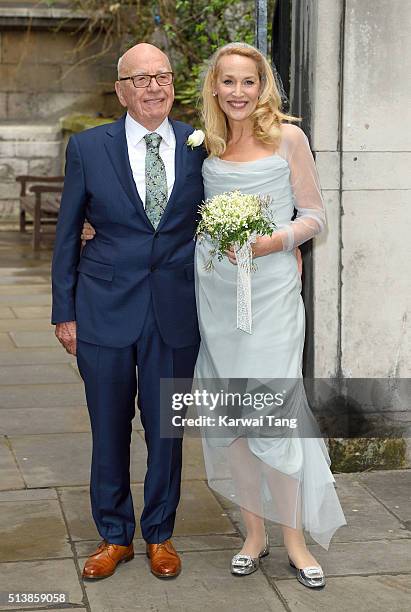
top-left (196, 190), bottom-right (276, 271)
top-left (196, 190), bottom-right (276, 333)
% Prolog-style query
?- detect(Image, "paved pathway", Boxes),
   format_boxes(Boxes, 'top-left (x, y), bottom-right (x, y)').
top-left (0, 228), bottom-right (410, 611)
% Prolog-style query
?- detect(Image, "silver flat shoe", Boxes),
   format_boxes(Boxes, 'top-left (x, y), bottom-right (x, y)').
top-left (288, 557), bottom-right (325, 588)
top-left (230, 533), bottom-right (269, 576)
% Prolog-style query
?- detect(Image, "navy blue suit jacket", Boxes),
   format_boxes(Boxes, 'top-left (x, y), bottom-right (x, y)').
top-left (51, 114), bottom-right (206, 348)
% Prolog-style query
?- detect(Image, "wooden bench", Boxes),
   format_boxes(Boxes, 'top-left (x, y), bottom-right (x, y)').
top-left (16, 175), bottom-right (64, 250)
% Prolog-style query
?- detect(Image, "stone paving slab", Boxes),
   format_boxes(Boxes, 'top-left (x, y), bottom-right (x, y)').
top-left (59, 481), bottom-right (234, 542)
top-left (0, 294), bottom-right (51, 306)
top-left (140, 472), bottom-right (411, 547)
top-left (82, 550), bottom-right (285, 612)
top-left (75, 534), bottom-right (244, 558)
top-left (263, 539), bottom-right (411, 578)
top-left (0, 560), bottom-right (83, 610)
top-left (174, 480), bottom-right (234, 536)
top-left (359, 469), bottom-right (411, 524)
top-left (0, 406), bottom-right (91, 435)
top-left (0, 609), bottom-right (85, 612)
top-left (0, 276), bottom-right (49, 285)
top-left (274, 574), bottom-right (411, 612)
top-left (0, 268), bottom-right (50, 277)
top-left (9, 330), bottom-right (60, 348)
top-left (0, 488), bottom-right (57, 502)
top-left (0, 306), bottom-right (15, 318)
top-left (11, 306), bottom-right (51, 319)
top-left (0, 333), bottom-right (15, 349)
top-left (56, 487), bottom-right (99, 542)
top-left (9, 432), bottom-right (148, 487)
top-left (0, 262), bottom-right (51, 272)
top-left (0, 319), bottom-right (53, 332)
top-left (0, 285), bottom-right (50, 296)
top-left (133, 411), bottom-right (143, 431)
top-left (1, 230), bottom-right (410, 611)
top-left (0, 403), bottom-right (136, 437)
top-left (0, 383), bottom-right (86, 409)
top-left (0, 364), bottom-right (80, 386)
top-left (181, 437), bottom-right (206, 480)
top-left (0, 437), bottom-right (25, 490)
top-left (311, 476), bottom-right (408, 542)
top-left (69, 361), bottom-right (80, 376)
top-left (0, 348), bottom-right (75, 366)
top-left (0, 498), bottom-right (71, 562)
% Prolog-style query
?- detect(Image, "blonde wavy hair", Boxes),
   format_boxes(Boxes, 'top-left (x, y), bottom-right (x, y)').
top-left (201, 42), bottom-right (301, 157)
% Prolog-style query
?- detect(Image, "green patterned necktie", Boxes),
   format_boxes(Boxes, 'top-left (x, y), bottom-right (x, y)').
top-left (144, 132), bottom-right (168, 229)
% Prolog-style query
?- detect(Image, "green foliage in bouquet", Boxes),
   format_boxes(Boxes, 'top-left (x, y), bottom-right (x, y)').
top-left (196, 190), bottom-right (276, 270)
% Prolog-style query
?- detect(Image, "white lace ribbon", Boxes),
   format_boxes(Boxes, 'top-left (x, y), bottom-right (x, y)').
top-left (234, 234), bottom-right (256, 334)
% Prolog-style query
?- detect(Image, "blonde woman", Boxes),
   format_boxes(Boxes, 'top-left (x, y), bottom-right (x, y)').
top-left (81, 42), bottom-right (346, 589)
top-left (193, 42), bottom-right (346, 588)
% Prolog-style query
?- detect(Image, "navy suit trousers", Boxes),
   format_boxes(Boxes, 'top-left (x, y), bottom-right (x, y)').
top-left (76, 302), bottom-right (199, 545)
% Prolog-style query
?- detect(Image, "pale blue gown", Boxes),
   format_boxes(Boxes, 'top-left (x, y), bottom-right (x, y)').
top-left (193, 124), bottom-right (346, 549)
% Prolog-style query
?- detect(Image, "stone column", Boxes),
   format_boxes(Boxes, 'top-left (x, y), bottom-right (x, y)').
top-left (310, 0), bottom-right (410, 469)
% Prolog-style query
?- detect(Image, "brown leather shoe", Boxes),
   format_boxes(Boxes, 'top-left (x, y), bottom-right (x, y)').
top-left (146, 539), bottom-right (181, 578)
top-left (82, 540), bottom-right (134, 580)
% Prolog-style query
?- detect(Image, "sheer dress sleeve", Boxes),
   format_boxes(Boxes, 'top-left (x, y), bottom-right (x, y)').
top-left (275, 123), bottom-right (326, 251)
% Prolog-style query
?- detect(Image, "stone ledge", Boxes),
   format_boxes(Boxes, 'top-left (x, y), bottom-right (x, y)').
top-left (61, 113), bottom-right (114, 134)
top-left (0, 4), bottom-right (87, 29)
top-left (329, 437), bottom-right (408, 472)
top-left (0, 140), bottom-right (61, 158)
top-left (0, 122), bottom-right (61, 141)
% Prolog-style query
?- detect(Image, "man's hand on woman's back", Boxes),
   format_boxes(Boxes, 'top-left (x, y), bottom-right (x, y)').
top-left (81, 222), bottom-right (96, 243)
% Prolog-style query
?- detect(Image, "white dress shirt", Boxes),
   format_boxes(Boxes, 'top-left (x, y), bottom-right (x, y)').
top-left (125, 112), bottom-right (176, 207)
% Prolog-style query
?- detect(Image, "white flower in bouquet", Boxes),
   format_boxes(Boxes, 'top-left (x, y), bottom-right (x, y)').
top-left (196, 190), bottom-right (276, 271)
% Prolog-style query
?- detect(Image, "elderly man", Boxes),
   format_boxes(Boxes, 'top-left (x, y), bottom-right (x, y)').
top-left (52, 43), bottom-right (206, 580)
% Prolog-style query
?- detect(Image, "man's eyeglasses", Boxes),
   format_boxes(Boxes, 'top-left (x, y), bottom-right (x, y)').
top-left (119, 72), bottom-right (174, 88)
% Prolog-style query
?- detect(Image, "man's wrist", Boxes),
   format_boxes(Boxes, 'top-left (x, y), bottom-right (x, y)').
top-left (55, 320), bottom-right (76, 326)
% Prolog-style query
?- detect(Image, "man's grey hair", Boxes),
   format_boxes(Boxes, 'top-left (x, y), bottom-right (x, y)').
top-left (117, 54), bottom-right (124, 79)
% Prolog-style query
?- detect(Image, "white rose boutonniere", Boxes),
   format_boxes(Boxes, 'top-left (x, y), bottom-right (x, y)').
top-left (187, 129), bottom-right (205, 149)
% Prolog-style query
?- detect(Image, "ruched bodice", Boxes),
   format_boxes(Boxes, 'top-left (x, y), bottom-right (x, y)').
top-left (196, 154), bottom-right (303, 379)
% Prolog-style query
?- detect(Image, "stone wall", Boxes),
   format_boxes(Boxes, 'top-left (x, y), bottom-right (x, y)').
top-left (0, 2), bottom-right (121, 218)
top-left (312, 0), bottom-right (410, 380)
top-left (0, 28), bottom-right (118, 122)
top-left (0, 123), bottom-right (62, 217)
top-left (310, 0), bottom-right (410, 466)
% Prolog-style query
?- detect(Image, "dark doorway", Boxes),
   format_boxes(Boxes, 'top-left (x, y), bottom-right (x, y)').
top-left (271, 0), bottom-right (315, 378)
